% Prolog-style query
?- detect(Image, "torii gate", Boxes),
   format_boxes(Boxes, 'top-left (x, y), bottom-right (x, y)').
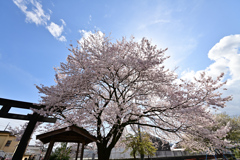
top-left (0, 98), bottom-right (56, 160)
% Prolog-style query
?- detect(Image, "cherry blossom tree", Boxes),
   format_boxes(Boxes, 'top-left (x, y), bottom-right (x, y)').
top-left (8, 122), bottom-right (28, 141)
top-left (34, 31), bottom-right (232, 160)
top-left (8, 122), bottom-right (41, 142)
top-left (180, 113), bottom-right (240, 153)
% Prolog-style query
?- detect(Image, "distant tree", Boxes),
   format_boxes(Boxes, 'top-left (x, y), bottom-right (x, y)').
top-left (215, 113), bottom-right (240, 158)
top-left (180, 113), bottom-right (240, 153)
top-left (34, 31), bottom-right (232, 160)
top-left (233, 148), bottom-right (240, 158)
top-left (214, 113), bottom-right (240, 143)
top-left (122, 133), bottom-right (157, 159)
top-left (49, 143), bottom-right (71, 160)
top-left (122, 134), bottom-right (138, 159)
top-left (8, 122), bottom-right (41, 142)
top-left (7, 122), bottom-right (28, 141)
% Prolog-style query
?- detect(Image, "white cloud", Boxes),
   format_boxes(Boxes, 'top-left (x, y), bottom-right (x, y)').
top-left (78, 30), bottom-right (92, 44)
top-left (181, 34), bottom-right (240, 115)
top-left (182, 34), bottom-right (240, 81)
top-left (13, 0), bottom-right (67, 42)
top-left (208, 35), bottom-right (240, 83)
top-left (79, 30), bottom-right (104, 41)
top-left (13, 0), bottom-right (50, 25)
top-left (180, 70), bottom-right (198, 81)
top-left (89, 15), bottom-right (92, 21)
top-left (47, 22), bottom-right (63, 38)
top-left (138, 19), bottom-right (170, 30)
top-left (48, 9), bottom-right (53, 14)
top-left (87, 15), bottom-right (92, 24)
top-left (60, 19), bottom-right (66, 26)
top-left (47, 21), bottom-right (67, 42)
top-left (79, 30), bottom-right (93, 37)
top-left (58, 35), bottom-right (66, 42)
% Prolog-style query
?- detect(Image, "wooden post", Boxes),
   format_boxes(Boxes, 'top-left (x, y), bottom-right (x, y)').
top-left (44, 139), bottom-right (55, 160)
top-left (80, 142), bottom-right (85, 160)
top-left (0, 105), bottom-right (11, 113)
top-left (75, 142), bottom-right (80, 160)
top-left (12, 113), bottom-right (39, 160)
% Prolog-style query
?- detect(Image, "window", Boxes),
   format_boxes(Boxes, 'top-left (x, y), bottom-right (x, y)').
top-left (5, 140), bottom-right (12, 147)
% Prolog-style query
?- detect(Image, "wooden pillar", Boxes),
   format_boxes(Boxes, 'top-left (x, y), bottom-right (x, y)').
top-left (44, 139), bottom-right (55, 160)
top-left (75, 142), bottom-right (80, 160)
top-left (80, 142), bottom-right (85, 160)
top-left (12, 113), bottom-right (39, 160)
top-left (0, 105), bottom-right (11, 113)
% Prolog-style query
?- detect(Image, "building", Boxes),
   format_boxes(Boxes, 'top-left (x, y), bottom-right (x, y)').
top-left (22, 145), bottom-right (43, 160)
top-left (149, 135), bottom-right (171, 151)
top-left (0, 131), bottom-right (19, 158)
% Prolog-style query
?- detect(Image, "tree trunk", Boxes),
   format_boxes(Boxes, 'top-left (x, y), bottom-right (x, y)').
top-left (133, 153), bottom-right (136, 160)
top-left (97, 143), bottom-right (112, 160)
top-left (96, 123), bottom-right (124, 160)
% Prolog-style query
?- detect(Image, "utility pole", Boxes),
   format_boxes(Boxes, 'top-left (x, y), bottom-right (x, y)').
top-left (4, 122), bottom-right (10, 131)
top-left (138, 122), bottom-right (144, 160)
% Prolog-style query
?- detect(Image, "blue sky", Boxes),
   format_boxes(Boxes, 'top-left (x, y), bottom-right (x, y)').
top-left (1, 0), bottom-right (240, 130)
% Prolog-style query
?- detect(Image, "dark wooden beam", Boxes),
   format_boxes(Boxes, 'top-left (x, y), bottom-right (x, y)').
top-left (76, 142), bottom-right (80, 160)
top-left (0, 98), bottom-right (44, 109)
top-left (0, 112), bottom-right (56, 123)
top-left (71, 126), bottom-right (97, 142)
top-left (52, 135), bottom-right (85, 141)
top-left (0, 97), bottom-right (56, 160)
top-left (44, 139), bottom-right (55, 160)
top-left (36, 128), bottom-right (68, 141)
top-left (0, 112), bottom-right (32, 120)
top-left (80, 142), bottom-right (85, 160)
top-left (37, 125), bottom-right (96, 144)
top-left (12, 113), bottom-right (39, 160)
top-left (38, 136), bottom-right (91, 144)
top-left (37, 115), bottom-right (56, 123)
top-left (0, 105), bottom-right (11, 113)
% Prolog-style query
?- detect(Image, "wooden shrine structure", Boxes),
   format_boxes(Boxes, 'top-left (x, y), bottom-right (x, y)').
top-left (0, 98), bottom-right (56, 160)
top-left (36, 125), bottom-right (97, 160)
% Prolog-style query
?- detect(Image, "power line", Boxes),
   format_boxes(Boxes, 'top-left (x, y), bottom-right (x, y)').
top-left (4, 122), bottom-right (10, 131)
